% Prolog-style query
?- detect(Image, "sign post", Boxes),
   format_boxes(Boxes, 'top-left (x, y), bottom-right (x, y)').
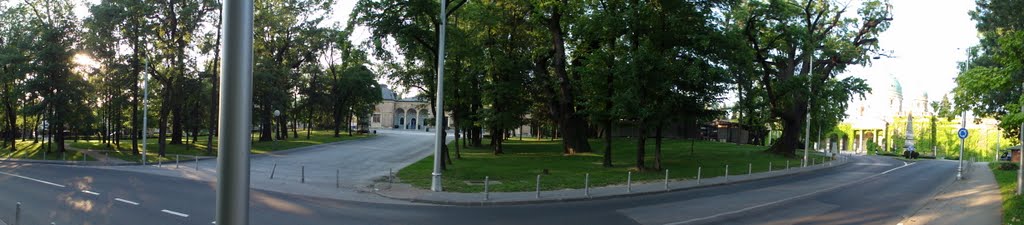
top-left (957, 120), bottom-right (968, 180)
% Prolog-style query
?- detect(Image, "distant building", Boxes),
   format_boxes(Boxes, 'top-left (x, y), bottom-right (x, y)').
top-left (367, 85), bottom-right (450, 130)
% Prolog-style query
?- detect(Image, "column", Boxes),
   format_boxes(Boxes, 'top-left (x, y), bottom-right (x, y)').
top-left (858, 130), bottom-right (865, 154)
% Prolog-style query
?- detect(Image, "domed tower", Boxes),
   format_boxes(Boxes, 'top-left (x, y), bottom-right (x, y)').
top-left (887, 75), bottom-right (903, 116)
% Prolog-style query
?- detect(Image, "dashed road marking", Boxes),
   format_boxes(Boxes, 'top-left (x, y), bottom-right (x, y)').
top-left (0, 171), bottom-right (66, 188)
top-left (81, 190), bottom-right (100, 195)
top-left (663, 160), bottom-right (915, 225)
top-left (115, 198), bottom-right (139, 205)
top-left (162, 209), bottom-right (189, 218)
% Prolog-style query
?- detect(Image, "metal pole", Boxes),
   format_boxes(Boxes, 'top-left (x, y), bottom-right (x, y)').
top-left (627, 171), bottom-right (632, 193)
top-left (429, 0), bottom-right (448, 192)
top-left (769, 161), bottom-right (773, 172)
top-left (484, 176), bottom-right (489, 200)
top-left (664, 169), bottom-right (669, 190)
top-left (301, 166), bottom-right (305, 183)
top-left (748, 163), bottom-right (752, 176)
top-left (1018, 101), bottom-right (1023, 195)
top-left (175, 155), bottom-right (179, 168)
top-left (216, 0), bottom-right (254, 223)
top-left (725, 165), bottom-right (729, 182)
top-left (195, 155), bottom-right (199, 171)
top-left (535, 174), bottom-right (541, 199)
top-left (958, 111), bottom-right (965, 180)
top-left (15, 202), bottom-right (20, 225)
top-left (697, 166), bottom-right (702, 184)
top-left (335, 169), bottom-right (339, 188)
top-left (584, 173), bottom-right (590, 197)
top-left (142, 59), bottom-right (149, 166)
top-left (270, 163), bottom-right (276, 179)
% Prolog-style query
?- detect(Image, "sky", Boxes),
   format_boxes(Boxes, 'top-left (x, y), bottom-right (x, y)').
top-left (841, 0), bottom-right (980, 112)
top-left (73, 0), bottom-right (982, 110)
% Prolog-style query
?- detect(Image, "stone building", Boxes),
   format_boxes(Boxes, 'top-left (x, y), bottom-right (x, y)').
top-left (367, 85), bottom-right (451, 130)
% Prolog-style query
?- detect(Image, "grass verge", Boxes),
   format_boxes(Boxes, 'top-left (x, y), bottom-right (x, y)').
top-left (0, 140), bottom-right (91, 161)
top-left (398, 138), bottom-right (830, 192)
top-left (67, 130), bottom-right (370, 163)
top-left (988, 162), bottom-right (1024, 224)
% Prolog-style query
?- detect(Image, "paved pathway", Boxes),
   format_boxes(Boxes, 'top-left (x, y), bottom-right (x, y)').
top-left (64, 144), bottom-right (131, 164)
top-left (99, 129), bottom-right (440, 204)
top-left (377, 154), bottom-right (852, 205)
top-left (899, 162), bottom-right (1002, 225)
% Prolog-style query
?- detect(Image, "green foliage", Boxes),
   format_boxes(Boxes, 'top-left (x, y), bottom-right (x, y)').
top-left (398, 138), bottom-right (829, 192)
top-left (987, 163), bottom-right (1024, 223)
top-left (729, 0), bottom-right (892, 155)
top-left (955, 0), bottom-right (1024, 141)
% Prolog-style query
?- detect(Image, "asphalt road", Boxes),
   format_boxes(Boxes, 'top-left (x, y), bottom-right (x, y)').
top-left (0, 153), bottom-right (958, 225)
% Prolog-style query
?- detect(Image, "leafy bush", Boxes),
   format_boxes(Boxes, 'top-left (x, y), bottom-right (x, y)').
top-left (997, 162), bottom-right (1020, 171)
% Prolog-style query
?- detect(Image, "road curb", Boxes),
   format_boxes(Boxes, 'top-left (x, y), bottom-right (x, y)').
top-left (375, 156), bottom-right (853, 206)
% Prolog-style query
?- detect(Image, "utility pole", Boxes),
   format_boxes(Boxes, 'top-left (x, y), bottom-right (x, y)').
top-left (216, 0), bottom-right (254, 224)
top-left (431, 0), bottom-right (448, 192)
top-left (142, 60), bottom-right (149, 165)
top-left (1018, 87), bottom-right (1023, 195)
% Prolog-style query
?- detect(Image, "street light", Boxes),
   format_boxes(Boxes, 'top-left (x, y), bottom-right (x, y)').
top-left (274, 109), bottom-right (281, 141)
top-left (216, 0), bottom-right (254, 224)
top-left (430, 0), bottom-right (448, 192)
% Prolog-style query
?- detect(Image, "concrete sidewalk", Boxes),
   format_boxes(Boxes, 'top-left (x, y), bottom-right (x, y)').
top-left (375, 155), bottom-right (852, 206)
top-left (899, 162), bottom-right (1002, 225)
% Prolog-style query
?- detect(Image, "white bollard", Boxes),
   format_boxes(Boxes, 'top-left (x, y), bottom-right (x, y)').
top-left (175, 155), bottom-right (180, 168)
top-left (769, 161), bottom-right (773, 172)
top-left (664, 169), bottom-right (670, 190)
top-left (748, 163), bottom-right (752, 176)
top-left (786, 160), bottom-right (790, 170)
top-left (725, 165), bottom-right (730, 182)
top-left (627, 171), bottom-right (633, 193)
top-left (484, 176), bottom-right (490, 200)
top-left (584, 173), bottom-right (590, 197)
top-left (536, 174), bottom-right (541, 199)
top-left (697, 166), bottom-right (702, 184)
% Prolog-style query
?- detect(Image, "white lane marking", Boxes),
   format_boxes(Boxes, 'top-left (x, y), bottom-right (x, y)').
top-left (663, 161), bottom-right (915, 225)
top-left (162, 209), bottom-right (189, 218)
top-left (114, 198), bottom-right (139, 205)
top-left (0, 171), bottom-right (66, 188)
top-left (854, 163), bottom-right (893, 166)
top-left (882, 162), bottom-right (913, 174)
top-left (81, 190), bottom-right (100, 195)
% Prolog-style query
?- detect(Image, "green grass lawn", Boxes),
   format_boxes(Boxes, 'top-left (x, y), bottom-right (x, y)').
top-left (0, 140), bottom-right (91, 161)
top-left (398, 138), bottom-right (831, 192)
top-left (67, 130), bottom-right (370, 163)
top-left (988, 163), bottom-right (1024, 224)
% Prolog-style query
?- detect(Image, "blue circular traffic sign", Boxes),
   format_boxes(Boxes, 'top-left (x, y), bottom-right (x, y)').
top-left (958, 128), bottom-right (969, 139)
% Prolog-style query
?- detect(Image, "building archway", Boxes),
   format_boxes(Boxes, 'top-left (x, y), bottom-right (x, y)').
top-left (419, 109), bottom-right (430, 130)
top-left (394, 108), bottom-right (405, 129)
top-left (407, 108), bottom-right (417, 129)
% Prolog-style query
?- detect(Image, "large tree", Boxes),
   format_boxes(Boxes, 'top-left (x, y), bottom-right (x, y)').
top-left (734, 0), bottom-right (890, 156)
top-left (953, 0), bottom-right (1024, 141)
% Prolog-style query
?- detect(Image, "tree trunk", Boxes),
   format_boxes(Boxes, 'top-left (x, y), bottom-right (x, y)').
top-left (635, 122), bottom-right (646, 171)
top-left (493, 128), bottom-right (504, 155)
top-left (170, 104), bottom-right (184, 145)
top-left (546, 5), bottom-right (591, 154)
top-left (654, 122), bottom-right (664, 171)
top-left (131, 83), bottom-right (140, 155)
top-left (766, 108), bottom-right (802, 157)
top-left (454, 127), bottom-right (461, 159)
top-left (158, 99), bottom-right (170, 156)
top-left (306, 105), bottom-right (312, 139)
top-left (333, 103), bottom-right (342, 137)
top-left (259, 107), bottom-right (273, 142)
top-left (4, 95), bottom-right (16, 151)
top-left (603, 118), bottom-right (613, 167)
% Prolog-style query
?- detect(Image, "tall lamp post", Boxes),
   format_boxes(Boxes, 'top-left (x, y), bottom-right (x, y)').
top-left (430, 0), bottom-right (448, 192)
top-left (142, 60), bottom-right (150, 165)
top-left (216, 0), bottom-right (254, 224)
top-left (273, 109), bottom-right (281, 141)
